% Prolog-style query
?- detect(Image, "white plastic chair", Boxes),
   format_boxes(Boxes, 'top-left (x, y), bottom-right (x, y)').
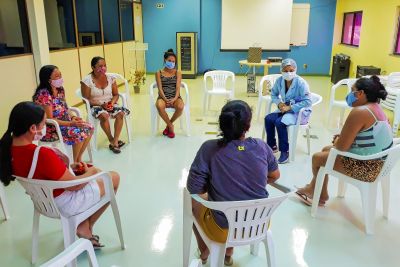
top-left (16, 166), bottom-right (125, 266)
top-left (149, 81), bottom-right (191, 136)
top-left (256, 74), bottom-right (281, 121)
top-left (183, 186), bottom-right (290, 267)
top-left (381, 86), bottom-right (400, 136)
top-left (387, 72), bottom-right (400, 88)
top-left (40, 238), bottom-right (99, 267)
top-left (311, 143), bottom-right (400, 235)
top-left (262, 93), bottom-right (323, 162)
top-left (108, 72), bottom-right (132, 109)
top-left (203, 71), bottom-right (235, 115)
top-left (39, 107), bottom-right (93, 163)
top-left (76, 84), bottom-right (132, 151)
top-left (0, 183), bottom-right (10, 220)
top-left (327, 78), bottom-right (357, 127)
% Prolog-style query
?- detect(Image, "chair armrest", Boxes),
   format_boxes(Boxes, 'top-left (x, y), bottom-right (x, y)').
top-left (69, 107), bottom-right (81, 118)
top-left (36, 171), bottom-right (113, 190)
top-left (118, 93), bottom-right (128, 108)
top-left (45, 119), bottom-right (64, 139)
top-left (190, 194), bottom-right (229, 211)
top-left (295, 106), bottom-right (308, 127)
top-left (327, 147), bottom-right (391, 164)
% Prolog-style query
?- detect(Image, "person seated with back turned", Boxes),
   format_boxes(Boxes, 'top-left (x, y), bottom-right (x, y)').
top-left (264, 58), bottom-right (312, 164)
top-left (295, 76), bottom-right (392, 206)
top-left (81, 56), bottom-right (130, 154)
top-left (187, 100), bottom-right (280, 266)
top-left (155, 49), bottom-right (184, 138)
top-left (0, 102), bottom-right (120, 248)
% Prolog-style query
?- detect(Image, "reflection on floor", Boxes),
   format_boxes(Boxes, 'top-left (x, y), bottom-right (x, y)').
top-left (1, 75), bottom-right (399, 267)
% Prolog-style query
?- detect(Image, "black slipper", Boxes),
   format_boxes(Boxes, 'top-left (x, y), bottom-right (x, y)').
top-left (109, 144), bottom-right (121, 154)
top-left (117, 140), bottom-right (126, 148)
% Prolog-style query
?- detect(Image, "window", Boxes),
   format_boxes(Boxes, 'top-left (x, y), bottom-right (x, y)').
top-left (101, 0), bottom-right (121, 43)
top-left (120, 0), bottom-right (135, 41)
top-left (44, 0), bottom-right (76, 50)
top-left (0, 0), bottom-right (31, 57)
top-left (341, 11), bottom-right (362, 47)
top-left (394, 14), bottom-right (400, 55)
top-left (75, 0), bottom-right (102, 46)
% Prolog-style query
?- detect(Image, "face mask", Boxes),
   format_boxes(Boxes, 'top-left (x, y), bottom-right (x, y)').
top-left (97, 66), bottom-right (107, 74)
top-left (51, 78), bottom-right (64, 88)
top-left (282, 71), bottom-right (296, 81)
top-left (346, 91), bottom-right (358, 107)
top-left (33, 125), bottom-right (46, 141)
top-left (165, 61), bottom-right (175, 69)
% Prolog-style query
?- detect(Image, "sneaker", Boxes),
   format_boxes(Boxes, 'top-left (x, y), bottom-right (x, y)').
top-left (278, 152), bottom-right (289, 164)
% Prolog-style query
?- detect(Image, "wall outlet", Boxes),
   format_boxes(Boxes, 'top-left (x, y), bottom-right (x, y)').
top-left (303, 64), bottom-right (308, 69)
top-left (156, 3), bottom-right (165, 9)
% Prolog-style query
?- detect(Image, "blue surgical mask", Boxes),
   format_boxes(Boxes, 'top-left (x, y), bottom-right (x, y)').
top-left (345, 91), bottom-right (358, 107)
top-left (282, 71), bottom-right (296, 81)
top-left (164, 61), bottom-right (175, 69)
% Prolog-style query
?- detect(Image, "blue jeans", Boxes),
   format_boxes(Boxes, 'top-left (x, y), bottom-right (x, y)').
top-left (264, 112), bottom-right (289, 153)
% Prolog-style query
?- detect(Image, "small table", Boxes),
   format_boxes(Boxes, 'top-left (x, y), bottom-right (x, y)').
top-left (239, 60), bottom-right (281, 96)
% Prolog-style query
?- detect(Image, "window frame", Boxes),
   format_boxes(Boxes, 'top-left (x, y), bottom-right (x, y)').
top-left (341, 11), bottom-right (363, 47)
top-left (394, 13), bottom-right (400, 55)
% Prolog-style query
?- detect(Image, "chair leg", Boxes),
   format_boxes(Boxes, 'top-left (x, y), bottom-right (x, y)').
top-left (92, 123), bottom-right (99, 151)
top-left (61, 220), bottom-right (77, 267)
top-left (327, 105), bottom-right (333, 127)
top-left (110, 197), bottom-right (125, 249)
top-left (209, 242), bottom-right (226, 267)
top-left (0, 184), bottom-right (10, 220)
top-left (337, 180), bottom-right (347, 198)
top-left (125, 116), bottom-right (132, 143)
top-left (185, 108), bottom-right (191, 136)
top-left (32, 210), bottom-right (40, 264)
top-left (179, 116), bottom-right (184, 130)
top-left (306, 127), bottom-right (311, 155)
top-left (250, 241), bottom-right (260, 256)
top-left (263, 230), bottom-right (276, 267)
top-left (311, 168), bottom-right (326, 217)
top-left (183, 191), bottom-right (193, 267)
top-left (257, 98), bottom-right (262, 121)
top-left (381, 176), bottom-right (390, 219)
top-left (360, 184), bottom-right (378, 235)
top-left (289, 126), bottom-right (298, 162)
top-left (86, 141), bottom-right (93, 163)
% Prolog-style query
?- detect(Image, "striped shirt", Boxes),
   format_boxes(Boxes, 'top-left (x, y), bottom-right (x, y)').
top-left (349, 106), bottom-right (393, 156)
top-left (159, 70), bottom-right (177, 99)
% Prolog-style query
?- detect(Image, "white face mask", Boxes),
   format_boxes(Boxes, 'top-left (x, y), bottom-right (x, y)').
top-left (33, 125), bottom-right (46, 141)
top-left (282, 71), bottom-right (297, 81)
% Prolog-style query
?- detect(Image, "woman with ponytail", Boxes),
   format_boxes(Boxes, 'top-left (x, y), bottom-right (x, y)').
top-left (186, 100), bottom-right (280, 265)
top-left (155, 48), bottom-right (184, 138)
top-left (0, 102), bottom-right (120, 248)
top-left (296, 75), bottom-right (392, 206)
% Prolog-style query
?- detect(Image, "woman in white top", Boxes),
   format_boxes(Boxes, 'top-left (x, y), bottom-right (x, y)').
top-left (81, 57), bottom-right (130, 154)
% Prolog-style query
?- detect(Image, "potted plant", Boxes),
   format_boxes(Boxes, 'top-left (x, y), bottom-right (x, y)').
top-left (131, 69), bottom-right (146, 94)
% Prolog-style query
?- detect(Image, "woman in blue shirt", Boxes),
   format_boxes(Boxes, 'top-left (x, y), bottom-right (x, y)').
top-left (264, 58), bottom-right (312, 163)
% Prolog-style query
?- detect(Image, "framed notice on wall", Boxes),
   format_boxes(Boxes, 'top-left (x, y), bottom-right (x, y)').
top-left (176, 32), bottom-right (198, 79)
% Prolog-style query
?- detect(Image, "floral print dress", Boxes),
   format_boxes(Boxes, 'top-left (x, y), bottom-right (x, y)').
top-left (34, 88), bottom-right (94, 145)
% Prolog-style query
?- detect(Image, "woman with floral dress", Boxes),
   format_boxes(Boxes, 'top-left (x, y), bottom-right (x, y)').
top-left (33, 65), bottom-right (93, 164)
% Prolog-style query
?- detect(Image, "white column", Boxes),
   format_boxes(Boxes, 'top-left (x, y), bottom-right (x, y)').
top-left (26, 0), bottom-right (50, 81)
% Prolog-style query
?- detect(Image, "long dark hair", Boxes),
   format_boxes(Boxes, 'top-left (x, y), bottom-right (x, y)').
top-left (91, 56), bottom-right (105, 74)
top-left (218, 100), bottom-right (252, 146)
top-left (0, 102), bottom-right (45, 186)
top-left (33, 65), bottom-right (58, 100)
top-left (355, 75), bottom-right (387, 103)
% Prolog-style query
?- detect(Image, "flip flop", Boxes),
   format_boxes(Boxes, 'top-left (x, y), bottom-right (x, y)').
top-left (195, 248), bottom-right (208, 265)
top-left (117, 140), bottom-right (126, 147)
top-left (224, 256), bottom-right (233, 266)
top-left (109, 144), bottom-right (121, 154)
top-left (295, 191), bottom-right (326, 207)
top-left (77, 235), bottom-right (104, 250)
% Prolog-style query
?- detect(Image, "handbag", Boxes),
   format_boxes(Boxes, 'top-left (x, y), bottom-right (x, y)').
top-left (247, 46), bottom-right (262, 63)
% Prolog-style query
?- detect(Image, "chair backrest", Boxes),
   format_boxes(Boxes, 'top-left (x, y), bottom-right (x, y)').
top-left (381, 87), bottom-right (400, 111)
top-left (107, 72), bottom-right (130, 105)
top-left (149, 81), bottom-right (189, 104)
top-left (16, 176), bottom-right (62, 219)
top-left (258, 74), bottom-right (281, 97)
top-left (375, 144), bottom-right (400, 182)
top-left (330, 78), bottom-right (357, 102)
top-left (387, 72), bottom-right (400, 88)
top-left (310, 92), bottom-right (323, 106)
top-left (222, 195), bottom-right (288, 246)
top-left (204, 70), bottom-right (235, 92)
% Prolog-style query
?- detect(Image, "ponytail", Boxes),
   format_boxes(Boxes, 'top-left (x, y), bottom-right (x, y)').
top-left (218, 100), bottom-right (252, 146)
top-left (0, 129), bottom-right (14, 186)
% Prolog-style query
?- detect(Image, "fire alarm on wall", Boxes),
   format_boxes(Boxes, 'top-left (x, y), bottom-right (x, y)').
top-left (156, 3), bottom-right (165, 9)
